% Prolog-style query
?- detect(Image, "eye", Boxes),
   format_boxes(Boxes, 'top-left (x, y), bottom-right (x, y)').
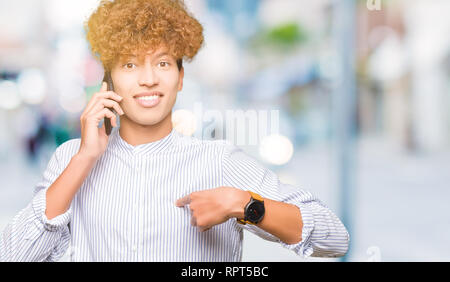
top-left (123, 62), bottom-right (136, 69)
top-left (159, 61), bottom-right (170, 68)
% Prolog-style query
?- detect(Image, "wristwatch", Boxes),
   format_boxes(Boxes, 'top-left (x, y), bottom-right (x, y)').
top-left (237, 191), bottom-right (265, 225)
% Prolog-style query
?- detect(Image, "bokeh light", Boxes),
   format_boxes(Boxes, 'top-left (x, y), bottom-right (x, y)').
top-left (17, 68), bottom-right (48, 105)
top-left (172, 109), bottom-right (197, 136)
top-left (0, 80), bottom-right (22, 110)
top-left (259, 134), bottom-right (294, 165)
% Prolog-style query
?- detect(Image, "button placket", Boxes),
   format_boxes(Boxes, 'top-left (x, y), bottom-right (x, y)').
top-left (131, 156), bottom-right (146, 261)
top-left (132, 155), bottom-right (141, 259)
top-left (149, 159), bottom-right (157, 261)
top-left (138, 156), bottom-right (146, 261)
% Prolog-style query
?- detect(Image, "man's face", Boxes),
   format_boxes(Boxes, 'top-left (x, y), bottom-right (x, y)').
top-left (110, 45), bottom-right (184, 127)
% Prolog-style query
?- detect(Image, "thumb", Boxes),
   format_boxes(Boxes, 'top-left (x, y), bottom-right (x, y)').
top-left (175, 194), bottom-right (191, 207)
top-left (101, 81), bottom-right (107, 92)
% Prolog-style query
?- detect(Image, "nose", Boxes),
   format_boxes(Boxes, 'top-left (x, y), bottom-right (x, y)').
top-left (138, 63), bottom-right (159, 87)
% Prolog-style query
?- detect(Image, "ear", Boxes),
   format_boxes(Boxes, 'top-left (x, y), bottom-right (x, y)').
top-left (177, 67), bottom-right (184, 92)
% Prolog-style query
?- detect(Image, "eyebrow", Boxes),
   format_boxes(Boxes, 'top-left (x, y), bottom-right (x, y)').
top-left (126, 52), bottom-right (170, 59)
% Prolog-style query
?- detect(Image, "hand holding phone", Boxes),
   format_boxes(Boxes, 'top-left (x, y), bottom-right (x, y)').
top-left (77, 74), bottom-right (124, 160)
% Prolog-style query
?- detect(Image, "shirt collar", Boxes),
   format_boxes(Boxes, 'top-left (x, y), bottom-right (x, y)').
top-left (109, 126), bottom-right (180, 157)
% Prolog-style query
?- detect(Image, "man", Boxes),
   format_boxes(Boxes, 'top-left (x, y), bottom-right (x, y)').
top-left (0, 0), bottom-right (349, 261)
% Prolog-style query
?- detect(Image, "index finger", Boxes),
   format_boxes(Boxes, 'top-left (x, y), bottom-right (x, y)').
top-left (175, 194), bottom-right (191, 207)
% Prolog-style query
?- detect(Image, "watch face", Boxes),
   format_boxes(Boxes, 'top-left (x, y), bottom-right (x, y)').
top-left (247, 201), bottom-right (265, 223)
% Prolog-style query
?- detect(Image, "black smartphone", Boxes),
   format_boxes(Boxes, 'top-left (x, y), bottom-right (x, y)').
top-left (102, 71), bottom-right (115, 136)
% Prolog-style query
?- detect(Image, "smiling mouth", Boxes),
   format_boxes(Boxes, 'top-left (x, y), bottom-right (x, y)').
top-left (134, 94), bottom-right (162, 108)
top-left (133, 91), bottom-right (163, 98)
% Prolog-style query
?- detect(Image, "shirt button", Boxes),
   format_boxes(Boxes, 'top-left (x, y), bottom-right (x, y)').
top-left (132, 245), bottom-right (137, 252)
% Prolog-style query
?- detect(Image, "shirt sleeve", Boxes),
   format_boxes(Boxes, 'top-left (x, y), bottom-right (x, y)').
top-left (221, 141), bottom-right (350, 258)
top-left (0, 145), bottom-right (72, 262)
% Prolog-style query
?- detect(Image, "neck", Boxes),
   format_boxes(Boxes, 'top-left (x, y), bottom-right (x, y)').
top-left (118, 113), bottom-right (173, 146)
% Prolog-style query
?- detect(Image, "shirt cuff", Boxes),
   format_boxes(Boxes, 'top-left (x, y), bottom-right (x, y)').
top-left (32, 188), bottom-right (71, 232)
top-left (279, 202), bottom-right (315, 258)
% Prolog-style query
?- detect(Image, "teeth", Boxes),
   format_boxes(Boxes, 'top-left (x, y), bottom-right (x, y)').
top-left (136, 95), bottom-right (159, 101)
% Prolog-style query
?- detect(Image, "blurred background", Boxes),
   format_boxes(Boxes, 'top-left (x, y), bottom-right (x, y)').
top-left (1, 0), bottom-right (449, 262)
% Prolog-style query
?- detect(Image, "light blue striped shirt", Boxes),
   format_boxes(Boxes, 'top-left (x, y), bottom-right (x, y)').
top-left (0, 126), bottom-right (349, 261)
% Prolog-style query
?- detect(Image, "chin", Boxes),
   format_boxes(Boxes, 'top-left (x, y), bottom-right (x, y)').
top-left (137, 119), bottom-right (164, 126)
top-left (133, 114), bottom-right (168, 127)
